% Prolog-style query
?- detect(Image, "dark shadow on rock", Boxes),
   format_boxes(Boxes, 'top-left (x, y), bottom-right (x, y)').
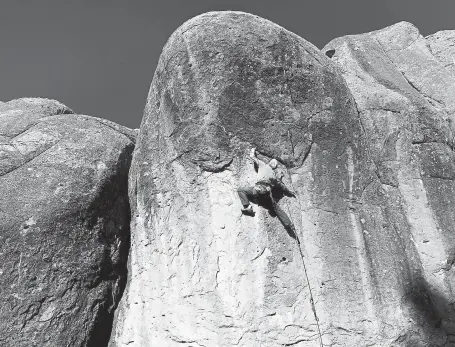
top-left (402, 277), bottom-right (455, 347)
top-left (85, 143), bottom-right (134, 347)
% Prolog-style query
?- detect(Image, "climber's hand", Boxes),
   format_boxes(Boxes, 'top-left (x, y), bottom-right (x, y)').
top-left (250, 148), bottom-right (256, 157)
top-left (289, 191), bottom-right (297, 198)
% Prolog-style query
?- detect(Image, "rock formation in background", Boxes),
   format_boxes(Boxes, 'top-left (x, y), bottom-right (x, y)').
top-left (324, 22), bottom-right (455, 346)
top-left (426, 30), bottom-right (455, 76)
top-left (111, 11), bottom-right (379, 347)
top-left (0, 98), bottom-right (134, 347)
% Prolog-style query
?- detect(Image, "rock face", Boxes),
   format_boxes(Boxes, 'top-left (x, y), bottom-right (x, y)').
top-left (324, 22), bottom-right (455, 346)
top-left (107, 13), bottom-right (455, 347)
top-left (0, 98), bottom-right (134, 347)
top-left (427, 30), bottom-right (455, 76)
top-left (111, 11), bottom-right (383, 347)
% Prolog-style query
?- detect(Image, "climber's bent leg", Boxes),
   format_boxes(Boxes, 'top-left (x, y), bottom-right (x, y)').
top-left (237, 186), bottom-right (259, 215)
top-left (273, 202), bottom-right (299, 242)
top-left (237, 186), bottom-right (257, 207)
top-left (273, 203), bottom-right (293, 229)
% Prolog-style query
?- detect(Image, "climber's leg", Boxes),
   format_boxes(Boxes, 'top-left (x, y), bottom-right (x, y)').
top-left (273, 202), bottom-right (293, 229)
top-left (237, 186), bottom-right (258, 215)
top-left (271, 199), bottom-right (299, 243)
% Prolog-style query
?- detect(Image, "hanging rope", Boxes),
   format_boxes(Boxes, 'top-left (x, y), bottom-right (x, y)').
top-left (283, 168), bottom-right (324, 347)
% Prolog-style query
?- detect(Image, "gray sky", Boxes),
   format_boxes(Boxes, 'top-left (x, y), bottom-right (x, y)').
top-left (0, 0), bottom-right (454, 128)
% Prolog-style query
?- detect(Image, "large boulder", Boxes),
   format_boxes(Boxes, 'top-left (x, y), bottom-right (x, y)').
top-left (110, 11), bottom-right (384, 347)
top-left (324, 21), bottom-right (455, 346)
top-left (0, 98), bottom-right (134, 346)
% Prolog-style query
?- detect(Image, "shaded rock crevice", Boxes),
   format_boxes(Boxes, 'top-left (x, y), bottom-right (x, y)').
top-left (85, 143), bottom-right (134, 347)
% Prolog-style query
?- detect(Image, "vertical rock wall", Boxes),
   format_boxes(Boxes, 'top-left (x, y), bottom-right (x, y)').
top-left (111, 11), bottom-right (387, 347)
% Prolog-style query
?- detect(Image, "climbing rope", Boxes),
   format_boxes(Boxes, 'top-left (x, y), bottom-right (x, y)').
top-left (283, 168), bottom-right (324, 347)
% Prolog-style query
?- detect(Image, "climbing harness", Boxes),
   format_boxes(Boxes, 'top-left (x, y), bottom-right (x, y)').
top-left (254, 181), bottom-right (272, 195)
top-left (284, 168), bottom-right (324, 347)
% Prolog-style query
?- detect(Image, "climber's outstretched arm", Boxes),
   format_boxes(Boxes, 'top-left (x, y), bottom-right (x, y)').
top-left (275, 180), bottom-right (296, 197)
top-left (248, 147), bottom-right (267, 167)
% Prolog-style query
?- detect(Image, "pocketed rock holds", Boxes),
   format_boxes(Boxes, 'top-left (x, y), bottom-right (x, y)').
top-left (110, 11), bottom-right (384, 347)
top-left (324, 22), bottom-right (455, 346)
top-left (0, 98), bottom-right (134, 347)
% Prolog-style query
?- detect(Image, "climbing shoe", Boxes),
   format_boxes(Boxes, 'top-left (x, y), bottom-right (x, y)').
top-left (241, 205), bottom-right (255, 216)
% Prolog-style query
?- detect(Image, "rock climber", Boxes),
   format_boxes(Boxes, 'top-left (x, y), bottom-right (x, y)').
top-left (237, 148), bottom-right (298, 239)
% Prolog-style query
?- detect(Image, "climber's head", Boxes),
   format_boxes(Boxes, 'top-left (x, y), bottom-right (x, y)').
top-left (269, 159), bottom-right (278, 170)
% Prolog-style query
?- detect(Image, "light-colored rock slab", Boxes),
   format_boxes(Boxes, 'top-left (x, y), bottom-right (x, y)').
top-left (325, 21), bottom-right (455, 346)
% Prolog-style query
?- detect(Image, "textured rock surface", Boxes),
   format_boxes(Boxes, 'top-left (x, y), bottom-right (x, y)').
top-left (427, 30), bottom-right (455, 76)
top-left (0, 98), bottom-right (134, 347)
top-left (110, 11), bottom-right (386, 347)
top-left (324, 21), bottom-right (455, 346)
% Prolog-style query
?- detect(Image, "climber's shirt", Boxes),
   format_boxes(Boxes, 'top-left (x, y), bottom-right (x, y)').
top-left (256, 160), bottom-right (276, 186)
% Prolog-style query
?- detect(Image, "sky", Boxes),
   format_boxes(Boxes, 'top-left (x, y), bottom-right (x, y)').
top-left (0, 0), bottom-right (454, 128)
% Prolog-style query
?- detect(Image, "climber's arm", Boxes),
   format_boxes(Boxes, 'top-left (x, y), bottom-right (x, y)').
top-left (274, 179), bottom-right (296, 198)
top-left (249, 148), bottom-right (267, 167)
